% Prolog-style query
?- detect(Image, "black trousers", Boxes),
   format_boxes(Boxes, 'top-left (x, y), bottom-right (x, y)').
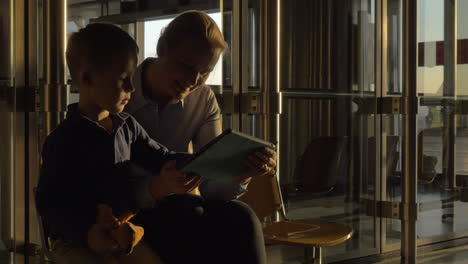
top-left (136, 194), bottom-right (267, 264)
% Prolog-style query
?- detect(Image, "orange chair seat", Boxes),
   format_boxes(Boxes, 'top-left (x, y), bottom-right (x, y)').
top-left (263, 220), bottom-right (353, 248)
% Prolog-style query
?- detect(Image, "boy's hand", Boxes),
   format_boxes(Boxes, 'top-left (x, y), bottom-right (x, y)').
top-left (91, 204), bottom-right (143, 255)
top-left (237, 147), bottom-right (277, 184)
top-left (88, 204), bottom-right (120, 254)
top-left (87, 223), bottom-right (119, 254)
top-left (150, 160), bottom-right (203, 199)
top-left (96, 204), bottom-right (120, 229)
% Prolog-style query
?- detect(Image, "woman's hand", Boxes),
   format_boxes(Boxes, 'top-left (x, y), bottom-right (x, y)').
top-left (236, 147), bottom-right (277, 184)
top-left (150, 160), bottom-right (203, 199)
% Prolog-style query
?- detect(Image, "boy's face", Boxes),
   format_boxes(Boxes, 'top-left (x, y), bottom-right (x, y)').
top-left (151, 38), bottom-right (222, 101)
top-left (85, 55), bottom-right (137, 114)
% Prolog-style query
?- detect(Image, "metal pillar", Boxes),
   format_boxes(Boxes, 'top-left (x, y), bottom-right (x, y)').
top-left (261, 0), bottom-right (284, 219)
top-left (42, 0), bottom-right (69, 132)
top-left (442, 0), bottom-right (457, 233)
top-left (401, 0), bottom-right (418, 263)
top-left (231, 0), bottom-right (243, 131)
top-left (442, 0), bottom-right (457, 190)
top-left (0, 0), bottom-right (16, 252)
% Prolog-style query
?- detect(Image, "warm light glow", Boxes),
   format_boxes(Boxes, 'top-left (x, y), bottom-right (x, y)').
top-left (276, 0), bottom-right (280, 93)
top-left (276, 0), bottom-right (281, 179)
top-left (220, 0), bottom-right (223, 94)
top-left (276, 113), bottom-right (280, 180)
top-left (64, 2), bottom-right (67, 54)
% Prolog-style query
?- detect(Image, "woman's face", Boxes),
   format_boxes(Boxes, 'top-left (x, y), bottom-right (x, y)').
top-left (150, 38), bottom-right (222, 101)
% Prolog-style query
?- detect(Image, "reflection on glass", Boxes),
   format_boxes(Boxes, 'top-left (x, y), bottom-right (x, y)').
top-left (381, 114), bottom-right (403, 245)
top-left (457, 1), bottom-right (468, 96)
top-left (248, 0), bottom-right (260, 90)
top-left (68, 2), bottom-right (102, 30)
top-left (278, 0), bottom-right (378, 260)
top-left (387, 0), bottom-right (403, 94)
top-left (280, 96), bottom-right (377, 259)
top-left (241, 114), bottom-right (262, 138)
top-left (414, 0), bottom-right (468, 242)
top-left (280, 0), bottom-right (375, 92)
top-left (417, 0), bottom-right (445, 96)
top-left (221, 10), bottom-right (232, 89)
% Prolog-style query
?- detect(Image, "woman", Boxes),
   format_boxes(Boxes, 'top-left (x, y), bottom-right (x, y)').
top-left (126, 11), bottom-right (276, 264)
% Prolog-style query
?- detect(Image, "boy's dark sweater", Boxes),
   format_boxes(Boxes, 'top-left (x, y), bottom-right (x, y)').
top-left (35, 103), bottom-right (188, 242)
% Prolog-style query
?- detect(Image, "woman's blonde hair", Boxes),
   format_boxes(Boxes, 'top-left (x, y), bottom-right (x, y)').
top-left (157, 10), bottom-right (228, 56)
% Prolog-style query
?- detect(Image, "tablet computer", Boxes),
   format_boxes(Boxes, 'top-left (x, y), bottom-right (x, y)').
top-left (177, 129), bottom-right (275, 181)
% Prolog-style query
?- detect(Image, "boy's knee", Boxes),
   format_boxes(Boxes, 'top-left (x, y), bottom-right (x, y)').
top-left (141, 194), bottom-right (205, 224)
top-left (118, 241), bottom-right (162, 264)
top-left (50, 240), bottom-right (118, 264)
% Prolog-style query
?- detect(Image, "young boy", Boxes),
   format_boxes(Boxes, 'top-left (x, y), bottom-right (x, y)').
top-left (35, 23), bottom-right (200, 263)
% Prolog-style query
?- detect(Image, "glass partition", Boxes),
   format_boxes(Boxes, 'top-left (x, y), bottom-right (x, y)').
top-left (415, 0), bottom-right (468, 245)
top-left (277, 0), bottom-right (379, 262)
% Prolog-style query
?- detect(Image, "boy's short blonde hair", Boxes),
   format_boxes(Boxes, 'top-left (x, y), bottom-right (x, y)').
top-left (66, 23), bottom-right (139, 82)
top-left (157, 10), bottom-right (228, 56)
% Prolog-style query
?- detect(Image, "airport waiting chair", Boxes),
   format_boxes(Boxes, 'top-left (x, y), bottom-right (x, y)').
top-left (238, 174), bottom-right (353, 264)
top-left (294, 137), bottom-right (348, 194)
top-left (279, 136), bottom-right (349, 206)
top-left (417, 131), bottom-right (438, 185)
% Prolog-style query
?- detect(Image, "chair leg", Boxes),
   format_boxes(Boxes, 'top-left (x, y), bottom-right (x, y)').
top-left (304, 247), bottom-right (312, 263)
top-left (303, 247), bottom-right (322, 264)
top-left (314, 247), bottom-right (322, 264)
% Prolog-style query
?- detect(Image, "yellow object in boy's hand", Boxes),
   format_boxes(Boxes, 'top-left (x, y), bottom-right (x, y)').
top-left (88, 204), bottom-right (144, 256)
top-left (110, 221), bottom-right (145, 255)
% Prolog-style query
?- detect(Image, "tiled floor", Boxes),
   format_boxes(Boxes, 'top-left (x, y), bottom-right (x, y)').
top-left (3, 244), bottom-right (468, 263)
top-left (265, 243), bottom-right (468, 264)
top-left (414, 246), bottom-right (468, 264)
